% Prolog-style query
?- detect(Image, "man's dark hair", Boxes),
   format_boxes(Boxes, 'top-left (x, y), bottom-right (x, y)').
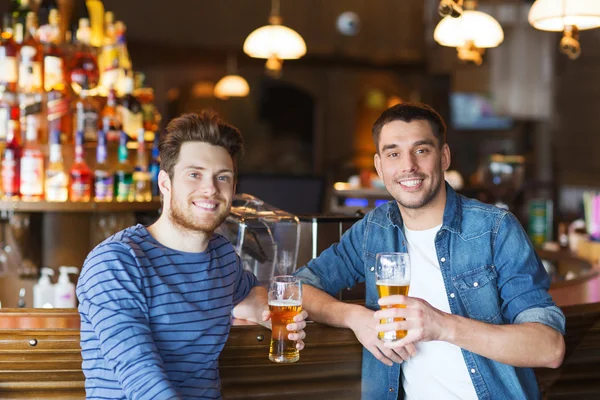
top-left (159, 110), bottom-right (244, 180)
top-left (372, 102), bottom-right (447, 152)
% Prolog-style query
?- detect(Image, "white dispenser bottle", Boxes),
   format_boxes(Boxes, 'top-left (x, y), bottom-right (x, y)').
top-left (54, 266), bottom-right (79, 308)
top-left (33, 268), bottom-right (55, 308)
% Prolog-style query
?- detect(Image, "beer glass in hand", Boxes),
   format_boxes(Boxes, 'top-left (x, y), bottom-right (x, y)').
top-left (376, 252), bottom-right (411, 342)
top-left (268, 275), bottom-right (302, 363)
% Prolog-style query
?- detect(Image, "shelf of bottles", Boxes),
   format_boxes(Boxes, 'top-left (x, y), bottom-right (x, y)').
top-left (0, 0), bottom-right (162, 211)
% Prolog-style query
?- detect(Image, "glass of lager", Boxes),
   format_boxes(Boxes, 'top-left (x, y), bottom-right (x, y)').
top-left (268, 275), bottom-right (302, 363)
top-left (376, 252), bottom-right (411, 341)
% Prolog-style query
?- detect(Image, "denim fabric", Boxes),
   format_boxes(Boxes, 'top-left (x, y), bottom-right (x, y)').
top-left (294, 183), bottom-right (565, 400)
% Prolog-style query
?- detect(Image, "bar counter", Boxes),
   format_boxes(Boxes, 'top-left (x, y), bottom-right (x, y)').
top-left (1, 301), bottom-right (600, 399)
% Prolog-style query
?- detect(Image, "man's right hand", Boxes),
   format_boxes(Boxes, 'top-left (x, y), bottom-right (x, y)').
top-left (346, 305), bottom-right (416, 366)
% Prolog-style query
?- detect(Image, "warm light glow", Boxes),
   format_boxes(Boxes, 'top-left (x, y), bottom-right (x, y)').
top-left (529, 0), bottom-right (600, 31)
top-left (434, 10), bottom-right (504, 48)
top-left (243, 24), bottom-right (307, 60)
top-left (191, 81), bottom-right (215, 98)
top-left (214, 75), bottom-right (250, 99)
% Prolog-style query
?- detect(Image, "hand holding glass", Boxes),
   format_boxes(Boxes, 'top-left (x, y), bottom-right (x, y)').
top-left (376, 252), bottom-right (411, 342)
top-left (268, 275), bottom-right (302, 363)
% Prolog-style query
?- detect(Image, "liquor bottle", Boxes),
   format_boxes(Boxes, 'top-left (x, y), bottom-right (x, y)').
top-left (0, 13), bottom-right (20, 142)
top-left (0, 13), bottom-right (19, 95)
top-left (41, 9), bottom-right (71, 143)
top-left (20, 116), bottom-right (44, 201)
top-left (133, 128), bottom-right (151, 202)
top-left (74, 89), bottom-right (99, 142)
top-left (37, 0), bottom-right (59, 37)
top-left (70, 18), bottom-right (99, 93)
top-left (45, 129), bottom-right (68, 201)
top-left (99, 11), bottom-right (119, 91)
top-left (94, 129), bottom-right (113, 202)
top-left (134, 72), bottom-right (160, 132)
top-left (85, 0), bottom-right (105, 48)
top-left (69, 130), bottom-right (92, 202)
top-left (113, 131), bottom-right (133, 202)
top-left (118, 75), bottom-right (142, 140)
top-left (114, 20), bottom-right (132, 92)
top-left (17, 12), bottom-right (43, 144)
top-left (2, 120), bottom-right (21, 199)
top-left (149, 132), bottom-right (160, 197)
top-left (12, 0), bottom-right (31, 34)
top-left (100, 86), bottom-right (120, 141)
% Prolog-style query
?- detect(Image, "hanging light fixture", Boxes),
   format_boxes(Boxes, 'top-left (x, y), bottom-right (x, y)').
top-left (243, 0), bottom-right (306, 77)
top-left (434, 0), bottom-right (504, 65)
top-left (438, 0), bottom-right (464, 18)
top-left (528, 0), bottom-right (600, 60)
top-left (214, 55), bottom-right (250, 99)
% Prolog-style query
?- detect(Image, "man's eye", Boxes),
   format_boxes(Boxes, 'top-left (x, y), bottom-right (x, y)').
top-left (416, 148), bottom-right (429, 155)
top-left (217, 176), bottom-right (231, 182)
top-left (388, 152), bottom-right (399, 158)
top-left (189, 172), bottom-right (199, 178)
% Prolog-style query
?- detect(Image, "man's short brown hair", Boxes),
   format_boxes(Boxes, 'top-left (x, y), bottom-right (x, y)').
top-left (372, 102), bottom-right (446, 152)
top-left (159, 110), bottom-right (244, 180)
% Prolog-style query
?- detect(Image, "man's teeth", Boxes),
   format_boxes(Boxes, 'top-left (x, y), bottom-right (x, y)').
top-left (402, 180), bottom-right (423, 187)
top-left (195, 202), bottom-right (217, 209)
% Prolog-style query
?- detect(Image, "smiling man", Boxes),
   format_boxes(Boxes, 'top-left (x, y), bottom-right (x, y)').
top-left (294, 102), bottom-right (565, 399)
top-left (77, 111), bottom-right (307, 400)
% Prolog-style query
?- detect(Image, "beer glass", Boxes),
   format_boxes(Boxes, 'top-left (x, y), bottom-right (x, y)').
top-left (376, 252), bottom-right (411, 341)
top-left (268, 275), bottom-right (302, 363)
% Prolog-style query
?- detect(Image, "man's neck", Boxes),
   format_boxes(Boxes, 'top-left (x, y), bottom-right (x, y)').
top-left (147, 214), bottom-right (212, 253)
top-left (399, 185), bottom-right (447, 231)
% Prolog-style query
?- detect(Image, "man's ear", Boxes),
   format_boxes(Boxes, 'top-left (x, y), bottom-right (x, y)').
top-left (441, 144), bottom-right (451, 171)
top-left (374, 153), bottom-right (383, 179)
top-left (158, 170), bottom-right (171, 198)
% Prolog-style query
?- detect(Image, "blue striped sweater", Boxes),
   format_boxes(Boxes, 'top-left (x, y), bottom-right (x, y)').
top-left (76, 224), bottom-right (258, 400)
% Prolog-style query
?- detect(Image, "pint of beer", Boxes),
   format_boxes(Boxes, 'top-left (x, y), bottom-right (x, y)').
top-left (268, 276), bottom-right (302, 363)
top-left (375, 253), bottom-right (411, 342)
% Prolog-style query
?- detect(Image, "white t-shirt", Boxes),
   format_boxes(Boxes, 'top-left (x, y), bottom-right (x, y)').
top-left (401, 224), bottom-right (478, 400)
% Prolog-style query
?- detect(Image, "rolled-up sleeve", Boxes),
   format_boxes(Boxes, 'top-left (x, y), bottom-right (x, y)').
top-left (293, 217), bottom-right (367, 296)
top-left (494, 212), bottom-right (566, 334)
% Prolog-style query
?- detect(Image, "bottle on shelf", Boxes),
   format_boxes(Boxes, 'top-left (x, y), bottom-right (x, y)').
top-left (85, 0), bottom-right (105, 48)
top-left (70, 17), bottom-right (99, 94)
top-left (12, 0), bottom-right (31, 36)
top-left (69, 129), bottom-right (92, 202)
top-left (17, 11), bottom-right (43, 144)
top-left (149, 131), bottom-right (160, 197)
top-left (118, 74), bottom-right (142, 140)
top-left (45, 129), bottom-right (68, 202)
top-left (100, 86), bottom-right (120, 141)
top-left (0, 13), bottom-right (20, 142)
top-left (114, 20), bottom-right (131, 93)
top-left (0, 13), bottom-right (19, 94)
top-left (134, 127), bottom-right (151, 202)
top-left (99, 11), bottom-right (119, 92)
top-left (94, 128), bottom-right (113, 202)
top-left (74, 89), bottom-right (99, 142)
top-left (114, 130), bottom-right (133, 202)
top-left (20, 116), bottom-right (44, 201)
top-left (41, 8), bottom-right (71, 144)
top-left (1, 119), bottom-right (21, 199)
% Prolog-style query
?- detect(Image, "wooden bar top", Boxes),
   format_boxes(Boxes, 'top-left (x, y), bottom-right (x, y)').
top-left (1, 302), bottom-right (599, 399)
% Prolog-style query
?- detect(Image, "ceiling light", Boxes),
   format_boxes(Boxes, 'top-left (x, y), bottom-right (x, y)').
top-left (434, 0), bottom-right (503, 65)
top-left (528, 0), bottom-right (600, 60)
top-left (243, 0), bottom-right (306, 76)
top-left (438, 0), bottom-right (464, 18)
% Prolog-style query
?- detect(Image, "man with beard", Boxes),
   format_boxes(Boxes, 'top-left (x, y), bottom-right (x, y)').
top-left (294, 102), bottom-right (565, 399)
top-left (77, 111), bottom-right (307, 400)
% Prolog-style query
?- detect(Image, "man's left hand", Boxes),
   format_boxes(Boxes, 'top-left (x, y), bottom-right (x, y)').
top-left (373, 295), bottom-right (449, 349)
top-left (262, 309), bottom-right (308, 351)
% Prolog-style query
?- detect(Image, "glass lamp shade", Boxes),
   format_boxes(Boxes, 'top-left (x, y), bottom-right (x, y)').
top-left (243, 24), bottom-right (307, 59)
top-left (214, 75), bottom-right (250, 99)
top-left (528, 0), bottom-right (600, 31)
top-left (434, 10), bottom-right (504, 48)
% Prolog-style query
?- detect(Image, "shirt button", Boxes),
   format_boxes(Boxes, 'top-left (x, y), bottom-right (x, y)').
top-left (473, 282), bottom-right (479, 288)
top-left (450, 293), bottom-right (455, 298)
top-left (370, 267), bottom-right (375, 272)
top-left (389, 387), bottom-right (395, 392)
top-left (440, 257), bottom-right (446, 262)
top-left (471, 368), bottom-right (476, 374)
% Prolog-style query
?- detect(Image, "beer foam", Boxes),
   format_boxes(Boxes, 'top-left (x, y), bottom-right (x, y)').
top-left (268, 299), bottom-right (302, 307)
top-left (376, 279), bottom-right (410, 286)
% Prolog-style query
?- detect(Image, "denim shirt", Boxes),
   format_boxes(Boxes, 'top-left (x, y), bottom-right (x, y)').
top-left (294, 184), bottom-right (565, 400)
